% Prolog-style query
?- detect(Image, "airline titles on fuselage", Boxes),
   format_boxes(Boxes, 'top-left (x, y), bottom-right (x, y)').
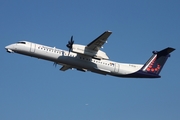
top-left (37, 45), bottom-right (115, 67)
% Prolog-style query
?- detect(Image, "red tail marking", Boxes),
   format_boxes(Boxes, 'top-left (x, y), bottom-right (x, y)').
top-left (146, 56), bottom-right (161, 73)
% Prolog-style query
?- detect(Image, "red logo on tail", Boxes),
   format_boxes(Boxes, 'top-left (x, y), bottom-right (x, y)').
top-left (146, 57), bottom-right (161, 73)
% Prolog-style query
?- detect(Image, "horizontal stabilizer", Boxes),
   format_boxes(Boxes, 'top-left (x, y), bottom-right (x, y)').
top-left (153, 47), bottom-right (175, 57)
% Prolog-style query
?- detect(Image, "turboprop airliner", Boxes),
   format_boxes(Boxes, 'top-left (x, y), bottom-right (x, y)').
top-left (5, 31), bottom-right (175, 78)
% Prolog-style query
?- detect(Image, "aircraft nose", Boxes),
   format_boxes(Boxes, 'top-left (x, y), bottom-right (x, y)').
top-left (5, 45), bottom-right (10, 49)
top-left (5, 44), bottom-right (15, 53)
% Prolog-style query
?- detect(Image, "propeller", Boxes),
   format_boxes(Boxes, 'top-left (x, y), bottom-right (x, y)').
top-left (53, 62), bottom-right (57, 67)
top-left (66, 36), bottom-right (74, 56)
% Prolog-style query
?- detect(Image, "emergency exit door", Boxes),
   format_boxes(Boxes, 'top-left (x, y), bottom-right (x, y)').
top-left (114, 63), bottom-right (119, 73)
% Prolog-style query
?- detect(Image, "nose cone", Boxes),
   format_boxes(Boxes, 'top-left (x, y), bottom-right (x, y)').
top-left (5, 45), bottom-right (11, 49)
top-left (5, 44), bottom-right (15, 53)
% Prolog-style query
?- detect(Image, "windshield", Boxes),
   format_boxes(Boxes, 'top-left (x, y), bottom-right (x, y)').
top-left (17, 41), bottom-right (26, 44)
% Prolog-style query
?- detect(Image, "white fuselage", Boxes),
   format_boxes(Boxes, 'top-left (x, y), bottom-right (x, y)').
top-left (6, 41), bottom-right (143, 77)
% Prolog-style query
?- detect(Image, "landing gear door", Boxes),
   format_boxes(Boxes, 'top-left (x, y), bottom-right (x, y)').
top-left (114, 63), bottom-right (119, 73)
top-left (30, 43), bottom-right (36, 52)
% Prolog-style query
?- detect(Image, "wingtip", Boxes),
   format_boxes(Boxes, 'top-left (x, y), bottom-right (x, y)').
top-left (106, 30), bottom-right (112, 33)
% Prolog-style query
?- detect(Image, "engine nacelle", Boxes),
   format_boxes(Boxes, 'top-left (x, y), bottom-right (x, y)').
top-left (72, 44), bottom-right (109, 59)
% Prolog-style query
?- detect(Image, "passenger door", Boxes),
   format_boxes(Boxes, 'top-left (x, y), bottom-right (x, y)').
top-left (30, 43), bottom-right (36, 52)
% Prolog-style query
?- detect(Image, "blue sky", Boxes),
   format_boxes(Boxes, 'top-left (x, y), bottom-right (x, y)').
top-left (1, 0), bottom-right (180, 120)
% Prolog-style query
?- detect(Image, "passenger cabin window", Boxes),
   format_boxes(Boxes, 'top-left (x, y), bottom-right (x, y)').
top-left (17, 42), bottom-right (26, 44)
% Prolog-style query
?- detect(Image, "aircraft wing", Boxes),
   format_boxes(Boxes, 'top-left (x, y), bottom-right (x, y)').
top-left (60, 65), bottom-right (72, 71)
top-left (86, 31), bottom-right (112, 51)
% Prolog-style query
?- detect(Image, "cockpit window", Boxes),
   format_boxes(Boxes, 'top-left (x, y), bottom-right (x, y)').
top-left (17, 42), bottom-right (26, 44)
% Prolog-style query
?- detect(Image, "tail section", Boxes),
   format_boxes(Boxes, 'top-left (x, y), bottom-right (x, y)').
top-left (141, 47), bottom-right (175, 76)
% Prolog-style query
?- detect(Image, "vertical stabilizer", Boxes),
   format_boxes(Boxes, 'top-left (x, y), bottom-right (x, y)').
top-left (141, 47), bottom-right (175, 75)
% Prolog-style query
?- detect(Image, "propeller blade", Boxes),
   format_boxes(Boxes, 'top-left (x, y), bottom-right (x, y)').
top-left (66, 36), bottom-right (74, 56)
top-left (71, 36), bottom-right (73, 41)
top-left (53, 62), bottom-right (57, 67)
top-left (68, 49), bottom-right (71, 56)
top-left (71, 36), bottom-right (74, 44)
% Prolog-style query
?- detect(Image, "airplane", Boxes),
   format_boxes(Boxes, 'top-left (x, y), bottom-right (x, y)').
top-left (5, 31), bottom-right (175, 78)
